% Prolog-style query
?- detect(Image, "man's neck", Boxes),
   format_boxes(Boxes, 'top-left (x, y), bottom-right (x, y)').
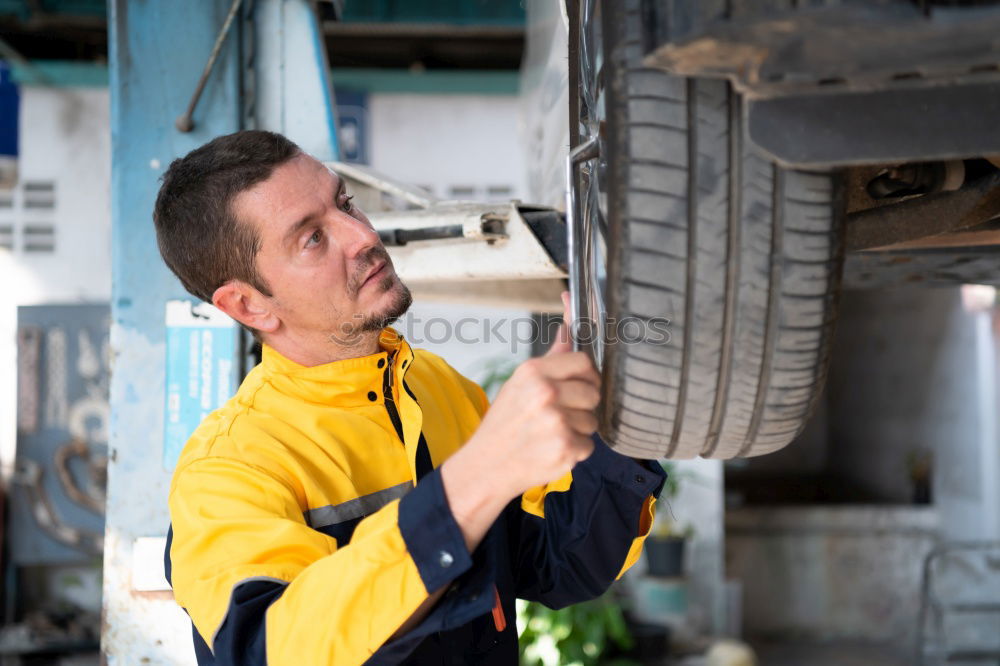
top-left (264, 329), bottom-right (383, 367)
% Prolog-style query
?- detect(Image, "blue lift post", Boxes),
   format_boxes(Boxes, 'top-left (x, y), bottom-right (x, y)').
top-left (106, 0), bottom-right (341, 658)
top-left (105, 2), bottom-right (242, 661)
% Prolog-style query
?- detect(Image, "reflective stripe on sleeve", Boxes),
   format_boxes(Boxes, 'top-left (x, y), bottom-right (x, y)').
top-left (304, 481), bottom-right (413, 530)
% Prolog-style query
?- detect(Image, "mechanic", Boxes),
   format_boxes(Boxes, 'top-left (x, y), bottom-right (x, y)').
top-left (154, 129), bottom-right (666, 665)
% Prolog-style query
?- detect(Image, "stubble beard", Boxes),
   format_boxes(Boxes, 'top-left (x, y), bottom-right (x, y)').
top-left (329, 275), bottom-right (413, 347)
top-left (356, 276), bottom-right (413, 333)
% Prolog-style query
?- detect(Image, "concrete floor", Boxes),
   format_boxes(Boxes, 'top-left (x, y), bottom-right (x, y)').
top-left (672, 641), bottom-right (911, 666)
top-left (751, 641), bottom-right (911, 666)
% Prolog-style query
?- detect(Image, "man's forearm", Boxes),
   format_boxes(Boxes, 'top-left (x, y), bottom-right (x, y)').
top-left (439, 443), bottom-right (513, 553)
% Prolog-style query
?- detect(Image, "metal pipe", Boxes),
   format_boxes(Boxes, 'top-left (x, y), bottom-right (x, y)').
top-left (378, 224), bottom-right (465, 247)
top-left (565, 135), bottom-right (601, 352)
top-left (175, 0), bottom-right (245, 132)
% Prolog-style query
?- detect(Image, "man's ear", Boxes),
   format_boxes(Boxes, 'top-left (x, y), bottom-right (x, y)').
top-left (212, 280), bottom-right (280, 334)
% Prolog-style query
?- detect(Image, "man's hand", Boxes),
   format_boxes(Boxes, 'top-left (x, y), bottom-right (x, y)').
top-left (470, 303), bottom-right (598, 495)
top-left (440, 292), bottom-right (600, 553)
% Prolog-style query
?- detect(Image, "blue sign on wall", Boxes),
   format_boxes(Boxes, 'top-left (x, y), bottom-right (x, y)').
top-left (0, 61), bottom-right (19, 159)
top-left (163, 301), bottom-right (238, 469)
top-left (335, 88), bottom-right (369, 164)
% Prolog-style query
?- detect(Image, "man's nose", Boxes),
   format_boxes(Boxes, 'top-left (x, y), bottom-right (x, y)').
top-left (337, 211), bottom-right (381, 258)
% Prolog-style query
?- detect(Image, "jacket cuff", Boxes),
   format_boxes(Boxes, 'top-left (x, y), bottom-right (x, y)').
top-left (583, 433), bottom-right (666, 498)
top-left (398, 467), bottom-right (472, 593)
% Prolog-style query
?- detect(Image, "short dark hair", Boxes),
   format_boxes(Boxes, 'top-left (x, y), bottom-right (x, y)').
top-left (153, 130), bottom-right (301, 303)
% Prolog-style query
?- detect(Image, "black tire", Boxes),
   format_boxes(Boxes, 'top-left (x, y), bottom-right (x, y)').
top-left (582, 0), bottom-right (846, 459)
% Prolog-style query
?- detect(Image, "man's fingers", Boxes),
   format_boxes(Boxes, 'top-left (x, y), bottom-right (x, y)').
top-left (565, 408), bottom-right (599, 437)
top-left (545, 291), bottom-right (573, 356)
top-left (546, 320), bottom-right (573, 356)
top-left (555, 379), bottom-right (601, 410)
top-left (571, 433), bottom-right (596, 462)
top-left (536, 351), bottom-right (600, 385)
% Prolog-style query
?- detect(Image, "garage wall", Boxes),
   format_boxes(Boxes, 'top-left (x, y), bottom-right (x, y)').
top-left (827, 287), bottom-right (1000, 540)
top-left (726, 286), bottom-right (1000, 647)
top-left (367, 92), bottom-right (530, 204)
top-left (0, 85), bottom-right (110, 473)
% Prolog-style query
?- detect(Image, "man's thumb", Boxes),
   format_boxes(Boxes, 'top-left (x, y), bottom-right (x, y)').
top-left (546, 291), bottom-right (573, 355)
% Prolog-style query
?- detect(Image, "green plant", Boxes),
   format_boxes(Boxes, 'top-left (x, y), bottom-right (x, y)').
top-left (477, 356), bottom-right (519, 399)
top-left (517, 592), bottom-right (638, 666)
top-left (658, 461), bottom-right (682, 501)
top-left (650, 461), bottom-right (695, 539)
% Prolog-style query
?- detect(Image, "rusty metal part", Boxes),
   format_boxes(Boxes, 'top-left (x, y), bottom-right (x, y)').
top-left (866, 161), bottom-right (965, 200)
top-left (867, 223), bottom-right (1000, 251)
top-left (846, 172), bottom-right (1000, 252)
top-left (844, 247), bottom-right (1000, 289)
top-left (54, 439), bottom-right (107, 515)
top-left (643, 4), bottom-right (1000, 167)
top-left (644, 4), bottom-right (1000, 99)
top-left (12, 459), bottom-right (103, 555)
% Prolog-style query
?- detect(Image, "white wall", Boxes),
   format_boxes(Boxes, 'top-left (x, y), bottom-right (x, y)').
top-left (0, 86), bottom-right (111, 472)
top-left (368, 93), bottom-right (531, 204)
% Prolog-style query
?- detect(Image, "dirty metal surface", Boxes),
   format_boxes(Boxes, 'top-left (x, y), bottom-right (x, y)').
top-left (846, 172), bottom-right (1000, 252)
top-left (643, 3), bottom-right (1000, 166)
top-left (644, 4), bottom-right (1000, 98)
top-left (843, 248), bottom-right (1000, 288)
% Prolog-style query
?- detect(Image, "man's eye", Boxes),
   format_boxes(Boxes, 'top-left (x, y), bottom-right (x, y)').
top-left (306, 229), bottom-right (322, 247)
top-left (340, 195), bottom-right (354, 213)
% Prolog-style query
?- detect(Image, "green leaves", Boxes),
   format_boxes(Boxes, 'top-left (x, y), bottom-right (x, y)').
top-left (516, 593), bottom-right (639, 666)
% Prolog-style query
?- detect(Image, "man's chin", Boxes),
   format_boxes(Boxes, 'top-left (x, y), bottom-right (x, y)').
top-left (375, 279), bottom-right (413, 329)
top-left (354, 280), bottom-right (413, 334)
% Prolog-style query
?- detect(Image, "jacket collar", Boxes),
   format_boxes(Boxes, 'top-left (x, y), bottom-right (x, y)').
top-left (260, 328), bottom-right (415, 407)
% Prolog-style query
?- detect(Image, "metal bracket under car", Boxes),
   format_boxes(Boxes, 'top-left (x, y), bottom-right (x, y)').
top-left (642, 2), bottom-right (1000, 168)
top-left (846, 171), bottom-right (1000, 252)
top-left (329, 161), bottom-right (568, 313)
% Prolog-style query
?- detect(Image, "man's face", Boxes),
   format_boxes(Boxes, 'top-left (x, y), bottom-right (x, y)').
top-left (232, 153), bottom-right (410, 348)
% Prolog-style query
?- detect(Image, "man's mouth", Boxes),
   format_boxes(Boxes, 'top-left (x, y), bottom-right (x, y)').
top-left (361, 261), bottom-right (387, 288)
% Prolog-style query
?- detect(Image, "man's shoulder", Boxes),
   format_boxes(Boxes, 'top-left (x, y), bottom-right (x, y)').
top-left (170, 365), bottom-right (288, 478)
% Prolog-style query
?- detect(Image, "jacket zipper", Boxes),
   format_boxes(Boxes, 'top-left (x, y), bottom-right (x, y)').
top-left (385, 352), bottom-right (434, 481)
top-left (382, 350), bottom-right (405, 444)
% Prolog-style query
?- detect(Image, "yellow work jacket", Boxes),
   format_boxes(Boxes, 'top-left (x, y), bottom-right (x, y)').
top-left (165, 328), bottom-right (663, 665)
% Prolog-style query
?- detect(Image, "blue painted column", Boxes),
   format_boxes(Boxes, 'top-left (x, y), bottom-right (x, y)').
top-left (104, 1), bottom-right (242, 662)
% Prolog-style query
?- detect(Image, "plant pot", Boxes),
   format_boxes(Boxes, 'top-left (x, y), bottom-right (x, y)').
top-left (623, 618), bottom-right (671, 665)
top-left (645, 536), bottom-right (686, 578)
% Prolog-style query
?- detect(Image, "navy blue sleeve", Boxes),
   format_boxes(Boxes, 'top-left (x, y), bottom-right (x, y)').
top-left (369, 470), bottom-right (499, 664)
top-left (208, 579), bottom-right (288, 665)
top-left (509, 434), bottom-right (666, 609)
top-left (398, 466), bottom-right (474, 593)
top-left (165, 525), bottom-right (286, 666)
